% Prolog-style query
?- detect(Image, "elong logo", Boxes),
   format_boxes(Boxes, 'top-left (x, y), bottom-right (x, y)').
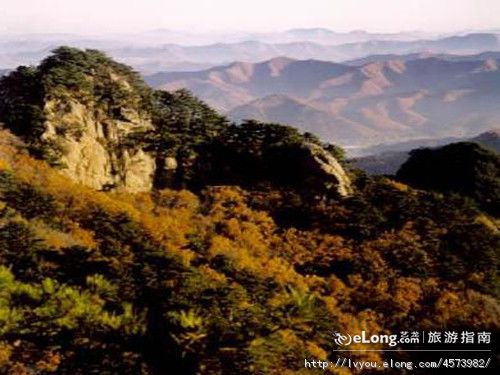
top-left (333, 331), bottom-right (398, 347)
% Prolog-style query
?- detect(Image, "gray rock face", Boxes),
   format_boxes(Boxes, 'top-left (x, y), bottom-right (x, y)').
top-left (302, 142), bottom-right (353, 196)
top-left (40, 98), bottom-right (156, 192)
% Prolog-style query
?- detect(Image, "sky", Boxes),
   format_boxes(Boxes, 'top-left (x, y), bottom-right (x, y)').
top-left (0, 0), bottom-right (499, 35)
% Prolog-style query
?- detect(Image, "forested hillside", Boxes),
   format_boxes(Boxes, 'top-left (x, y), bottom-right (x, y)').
top-left (0, 48), bottom-right (498, 374)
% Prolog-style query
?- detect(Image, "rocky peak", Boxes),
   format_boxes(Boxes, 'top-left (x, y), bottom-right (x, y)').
top-left (0, 47), bottom-right (155, 192)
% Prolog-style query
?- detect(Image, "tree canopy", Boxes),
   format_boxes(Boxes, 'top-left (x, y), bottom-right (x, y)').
top-left (397, 142), bottom-right (500, 214)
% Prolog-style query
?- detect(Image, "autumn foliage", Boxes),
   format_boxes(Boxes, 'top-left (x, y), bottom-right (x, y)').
top-left (0, 128), bottom-right (498, 374)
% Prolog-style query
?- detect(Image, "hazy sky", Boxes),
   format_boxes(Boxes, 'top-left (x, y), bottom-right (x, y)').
top-left (1, 0), bottom-right (499, 34)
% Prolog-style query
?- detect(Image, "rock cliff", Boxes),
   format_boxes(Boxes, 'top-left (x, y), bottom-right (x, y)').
top-left (41, 97), bottom-right (155, 192)
top-left (302, 142), bottom-right (353, 196)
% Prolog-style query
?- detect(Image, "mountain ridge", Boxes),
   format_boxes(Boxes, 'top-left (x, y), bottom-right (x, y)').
top-left (147, 53), bottom-right (500, 146)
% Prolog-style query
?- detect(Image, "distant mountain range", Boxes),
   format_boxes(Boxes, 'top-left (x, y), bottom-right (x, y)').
top-left (101, 33), bottom-right (500, 73)
top-left (345, 51), bottom-right (500, 65)
top-left (350, 129), bottom-right (500, 175)
top-left (1, 31), bottom-right (499, 73)
top-left (251, 28), bottom-right (431, 44)
top-left (118, 28), bottom-right (433, 46)
top-left (146, 52), bottom-right (500, 146)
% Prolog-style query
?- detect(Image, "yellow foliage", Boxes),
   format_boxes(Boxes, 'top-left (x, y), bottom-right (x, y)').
top-left (391, 277), bottom-right (422, 316)
top-left (198, 264), bottom-right (227, 283)
top-left (385, 179), bottom-right (410, 192)
top-left (474, 214), bottom-right (499, 232)
top-left (305, 341), bottom-right (328, 360)
top-left (0, 158), bottom-right (10, 171)
top-left (35, 351), bottom-right (61, 373)
top-left (31, 220), bottom-right (96, 250)
top-left (0, 342), bottom-right (12, 367)
top-left (433, 289), bottom-right (500, 329)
